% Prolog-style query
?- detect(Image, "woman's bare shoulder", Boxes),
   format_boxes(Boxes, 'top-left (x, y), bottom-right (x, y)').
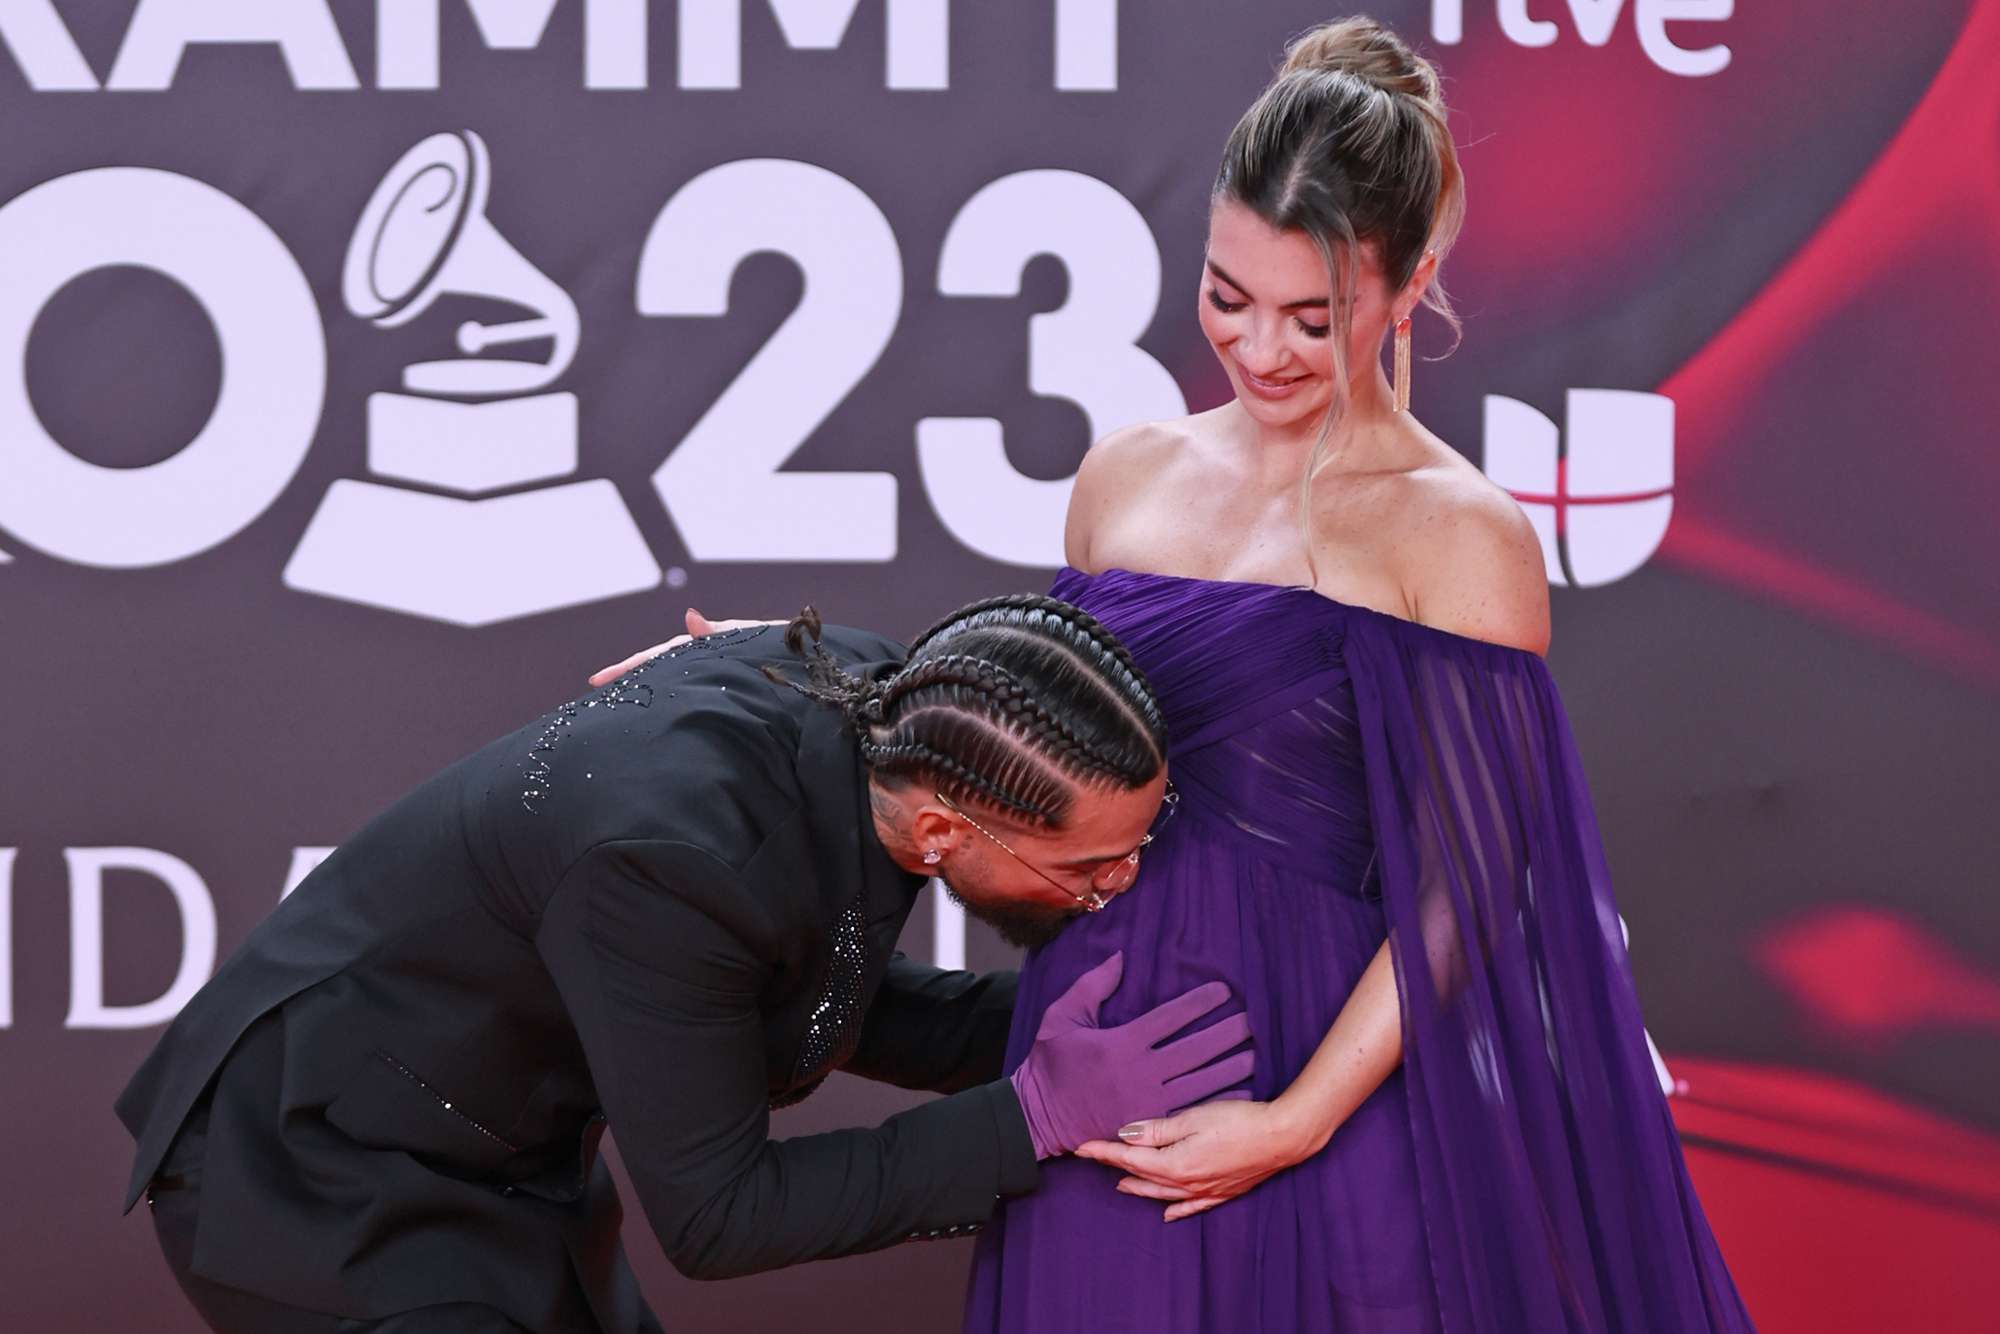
top-left (1082, 416), bottom-right (1206, 479)
top-left (1391, 447), bottom-right (1551, 655)
top-left (1065, 415), bottom-right (1211, 568)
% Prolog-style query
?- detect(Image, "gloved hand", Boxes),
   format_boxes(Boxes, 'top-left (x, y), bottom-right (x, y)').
top-left (1009, 952), bottom-right (1253, 1161)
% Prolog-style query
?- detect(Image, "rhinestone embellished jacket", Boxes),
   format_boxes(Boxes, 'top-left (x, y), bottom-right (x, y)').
top-left (115, 623), bottom-right (1034, 1331)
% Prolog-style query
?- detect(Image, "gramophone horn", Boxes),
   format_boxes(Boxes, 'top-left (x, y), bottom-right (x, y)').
top-left (343, 130), bottom-right (579, 396)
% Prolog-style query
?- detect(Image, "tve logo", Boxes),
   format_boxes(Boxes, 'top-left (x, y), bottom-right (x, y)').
top-left (1431, 0), bottom-right (1733, 77)
top-left (1482, 389), bottom-right (1673, 588)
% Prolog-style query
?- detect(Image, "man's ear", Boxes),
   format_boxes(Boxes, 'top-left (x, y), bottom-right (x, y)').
top-left (907, 803), bottom-right (963, 859)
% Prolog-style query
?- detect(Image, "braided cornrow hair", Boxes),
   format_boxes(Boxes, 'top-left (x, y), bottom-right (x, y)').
top-left (766, 596), bottom-right (1166, 828)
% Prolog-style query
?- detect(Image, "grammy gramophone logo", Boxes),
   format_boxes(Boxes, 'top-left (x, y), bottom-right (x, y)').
top-left (283, 129), bottom-right (661, 625)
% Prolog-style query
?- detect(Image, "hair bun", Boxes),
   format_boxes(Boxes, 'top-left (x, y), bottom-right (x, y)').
top-left (1279, 16), bottom-right (1441, 107)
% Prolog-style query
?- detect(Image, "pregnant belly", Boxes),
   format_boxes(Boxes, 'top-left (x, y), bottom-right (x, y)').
top-left (985, 826), bottom-right (1434, 1327)
top-left (1016, 826), bottom-right (1387, 1100)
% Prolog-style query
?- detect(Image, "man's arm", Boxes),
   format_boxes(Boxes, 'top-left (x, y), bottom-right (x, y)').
top-left (536, 839), bottom-right (1037, 1281)
top-left (841, 955), bottom-right (1018, 1094)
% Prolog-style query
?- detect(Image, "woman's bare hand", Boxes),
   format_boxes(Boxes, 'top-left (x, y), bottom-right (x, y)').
top-left (1074, 1098), bottom-right (1316, 1222)
top-left (587, 609), bottom-right (782, 686)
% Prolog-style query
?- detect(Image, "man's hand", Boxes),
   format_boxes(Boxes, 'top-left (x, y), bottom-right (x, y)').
top-left (588, 609), bottom-right (784, 686)
top-left (1074, 1097), bottom-right (1313, 1221)
top-left (1008, 953), bottom-right (1253, 1161)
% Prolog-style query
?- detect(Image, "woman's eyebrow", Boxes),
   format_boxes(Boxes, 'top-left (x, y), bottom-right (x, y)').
top-left (1205, 258), bottom-right (1329, 310)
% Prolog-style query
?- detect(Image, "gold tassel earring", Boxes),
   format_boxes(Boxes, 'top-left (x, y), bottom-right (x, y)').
top-left (1393, 315), bottom-right (1412, 414)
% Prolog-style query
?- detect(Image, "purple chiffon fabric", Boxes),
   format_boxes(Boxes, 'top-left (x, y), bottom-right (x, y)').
top-left (962, 567), bottom-right (1755, 1333)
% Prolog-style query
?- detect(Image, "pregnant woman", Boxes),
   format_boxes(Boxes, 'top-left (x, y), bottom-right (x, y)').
top-left (599, 16), bottom-right (1756, 1331)
top-left (959, 17), bottom-right (1756, 1334)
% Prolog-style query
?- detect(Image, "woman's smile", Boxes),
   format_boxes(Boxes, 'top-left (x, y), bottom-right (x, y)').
top-left (1234, 360), bottom-right (1310, 399)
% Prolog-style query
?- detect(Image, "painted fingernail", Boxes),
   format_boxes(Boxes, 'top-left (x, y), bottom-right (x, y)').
top-left (1117, 1124), bottom-right (1144, 1141)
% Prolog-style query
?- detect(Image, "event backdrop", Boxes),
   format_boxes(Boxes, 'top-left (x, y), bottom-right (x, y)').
top-left (3, 2), bottom-right (1997, 1330)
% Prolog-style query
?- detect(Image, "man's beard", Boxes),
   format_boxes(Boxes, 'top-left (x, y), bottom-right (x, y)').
top-left (938, 880), bottom-right (1077, 951)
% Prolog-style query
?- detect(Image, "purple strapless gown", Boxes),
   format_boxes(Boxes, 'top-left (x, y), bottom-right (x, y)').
top-left (963, 568), bottom-right (1755, 1334)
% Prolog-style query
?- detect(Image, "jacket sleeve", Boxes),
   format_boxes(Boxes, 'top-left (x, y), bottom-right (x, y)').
top-left (1344, 611), bottom-right (1755, 1333)
top-left (535, 839), bottom-right (1037, 1281)
top-left (841, 955), bottom-right (1019, 1093)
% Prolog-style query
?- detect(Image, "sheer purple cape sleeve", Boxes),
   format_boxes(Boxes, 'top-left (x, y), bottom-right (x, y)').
top-left (1344, 610), bottom-right (1756, 1333)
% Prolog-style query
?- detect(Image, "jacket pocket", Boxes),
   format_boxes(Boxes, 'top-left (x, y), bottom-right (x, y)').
top-left (325, 1049), bottom-right (520, 1176)
top-left (505, 1111), bottom-right (607, 1204)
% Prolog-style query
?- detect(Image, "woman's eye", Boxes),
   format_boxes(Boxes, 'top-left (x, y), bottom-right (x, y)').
top-left (1294, 319), bottom-right (1331, 339)
top-left (1206, 289), bottom-right (1246, 314)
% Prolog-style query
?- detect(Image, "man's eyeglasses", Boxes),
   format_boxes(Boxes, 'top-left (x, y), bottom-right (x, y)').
top-left (933, 780), bottom-right (1179, 912)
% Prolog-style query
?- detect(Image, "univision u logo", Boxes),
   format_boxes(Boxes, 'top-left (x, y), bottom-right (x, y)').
top-left (1481, 389), bottom-right (1674, 588)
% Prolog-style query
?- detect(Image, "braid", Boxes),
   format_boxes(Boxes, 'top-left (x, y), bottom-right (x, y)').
top-left (771, 593), bottom-right (1167, 829)
top-left (858, 734), bottom-right (1060, 821)
top-left (908, 593), bottom-right (1165, 740)
top-left (759, 605), bottom-right (888, 732)
top-left (1039, 605), bottom-right (1166, 738)
top-left (883, 656), bottom-right (1130, 783)
top-left (887, 595), bottom-right (1167, 826)
top-left (911, 592), bottom-right (1144, 684)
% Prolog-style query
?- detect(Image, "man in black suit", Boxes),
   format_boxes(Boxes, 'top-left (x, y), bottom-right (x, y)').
top-left (118, 596), bottom-right (1250, 1332)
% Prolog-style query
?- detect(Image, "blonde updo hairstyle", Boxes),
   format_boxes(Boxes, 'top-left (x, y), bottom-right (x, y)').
top-left (1215, 17), bottom-right (1466, 565)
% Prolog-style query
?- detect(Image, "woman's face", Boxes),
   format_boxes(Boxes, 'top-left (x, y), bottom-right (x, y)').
top-left (1197, 198), bottom-right (1398, 432)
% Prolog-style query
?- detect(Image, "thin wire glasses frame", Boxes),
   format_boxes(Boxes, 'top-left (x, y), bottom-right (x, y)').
top-left (933, 780), bottom-right (1179, 912)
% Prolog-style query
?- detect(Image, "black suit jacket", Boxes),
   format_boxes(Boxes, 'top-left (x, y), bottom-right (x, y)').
top-left (116, 624), bottom-right (1037, 1331)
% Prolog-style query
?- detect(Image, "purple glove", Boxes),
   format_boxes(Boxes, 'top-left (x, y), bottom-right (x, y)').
top-left (1009, 952), bottom-right (1253, 1161)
